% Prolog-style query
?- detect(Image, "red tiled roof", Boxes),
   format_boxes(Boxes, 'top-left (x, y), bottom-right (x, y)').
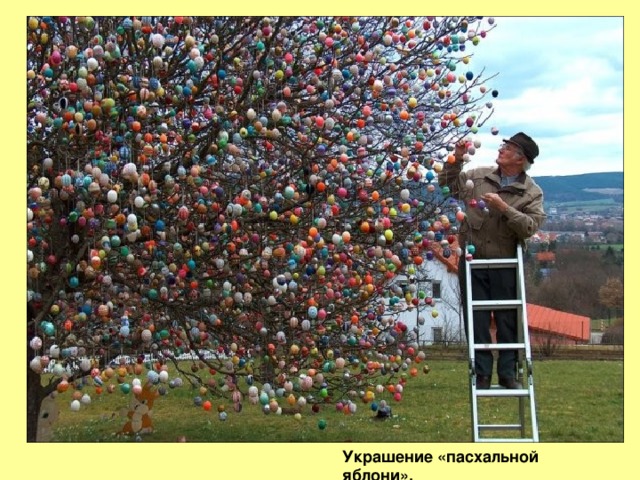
top-left (430, 237), bottom-right (461, 273)
top-left (536, 251), bottom-right (556, 262)
top-left (527, 304), bottom-right (591, 342)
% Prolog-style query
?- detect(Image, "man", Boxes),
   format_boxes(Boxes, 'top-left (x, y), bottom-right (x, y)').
top-left (438, 132), bottom-right (546, 389)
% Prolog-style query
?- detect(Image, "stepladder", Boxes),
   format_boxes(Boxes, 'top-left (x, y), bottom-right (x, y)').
top-left (465, 244), bottom-right (539, 442)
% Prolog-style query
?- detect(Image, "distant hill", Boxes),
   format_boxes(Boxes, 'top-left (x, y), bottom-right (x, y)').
top-left (531, 172), bottom-right (623, 203)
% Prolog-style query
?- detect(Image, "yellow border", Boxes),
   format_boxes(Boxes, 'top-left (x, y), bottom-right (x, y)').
top-left (8, 6), bottom-right (633, 480)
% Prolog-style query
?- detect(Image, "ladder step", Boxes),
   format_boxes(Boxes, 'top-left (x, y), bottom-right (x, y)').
top-left (476, 438), bottom-right (537, 443)
top-left (471, 299), bottom-right (523, 309)
top-left (473, 342), bottom-right (526, 350)
top-left (479, 423), bottom-right (523, 430)
top-left (470, 258), bottom-right (518, 268)
top-left (475, 388), bottom-right (530, 397)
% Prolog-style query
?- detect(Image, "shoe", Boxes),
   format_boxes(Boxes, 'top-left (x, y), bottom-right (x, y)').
top-left (476, 375), bottom-right (492, 389)
top-left (498, 377), bottom-right (522, 389)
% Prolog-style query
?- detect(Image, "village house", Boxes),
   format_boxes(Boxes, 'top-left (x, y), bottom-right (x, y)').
top-left (390, 238), bottom-right (591, 346)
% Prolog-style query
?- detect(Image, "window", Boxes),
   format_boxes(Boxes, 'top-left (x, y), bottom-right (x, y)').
top-left (432, 281), bottom-right (441, 299)
top-left (432, 327), bottom-right (443, 343)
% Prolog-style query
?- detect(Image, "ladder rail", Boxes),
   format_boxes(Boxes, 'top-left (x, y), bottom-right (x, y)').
top-left (466, 244), bottom-right (539, 443)
top-left (466, 245), bottom-right (480, 442)
top-left (515, 246), bottom-right (535, 368)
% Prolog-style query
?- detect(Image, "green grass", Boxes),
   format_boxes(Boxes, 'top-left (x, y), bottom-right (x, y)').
top-left (551, 198), bottom-right (618, 210)
top-left (592, 317), bottom-right (621, 331)
top-left (48, 359), bottom-right (623, 443)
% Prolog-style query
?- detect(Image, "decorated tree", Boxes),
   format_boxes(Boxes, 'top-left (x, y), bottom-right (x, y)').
top-left (27, 16), bottom-right (497, 441)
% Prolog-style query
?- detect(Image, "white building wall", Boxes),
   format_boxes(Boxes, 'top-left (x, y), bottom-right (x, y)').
top-left (391, 258), bottom-right (465, 346)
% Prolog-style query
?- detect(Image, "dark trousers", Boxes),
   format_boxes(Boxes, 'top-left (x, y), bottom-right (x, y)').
top-left (458, 256), bottom-right (518, 379)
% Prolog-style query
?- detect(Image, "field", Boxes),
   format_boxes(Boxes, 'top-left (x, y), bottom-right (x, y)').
top-left (549, 198), bottom-right (619, 213)
top-left (47, 358), bottom-right (624, 443)
top-left (592, 317), bottom-right (621, 332)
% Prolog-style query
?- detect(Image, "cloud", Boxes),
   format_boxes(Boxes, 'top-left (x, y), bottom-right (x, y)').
top-left (467, 17), bottom-right (623, 176)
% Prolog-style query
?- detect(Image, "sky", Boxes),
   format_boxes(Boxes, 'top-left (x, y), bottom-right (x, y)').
top-left (464, 16), bottom-right (623, 178)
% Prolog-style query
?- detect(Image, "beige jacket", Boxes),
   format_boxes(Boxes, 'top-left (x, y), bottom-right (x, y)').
top-left (438, 162), bottom-right (546, 259)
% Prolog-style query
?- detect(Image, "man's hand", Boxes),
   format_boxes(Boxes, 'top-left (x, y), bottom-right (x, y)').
top-left (481, 192), bottom-right (509, 213)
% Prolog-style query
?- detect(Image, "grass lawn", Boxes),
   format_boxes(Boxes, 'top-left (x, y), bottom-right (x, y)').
top-left (48, 359), bottom-right (623, 443)
top-left (592, 317), bottom-right (620, 331)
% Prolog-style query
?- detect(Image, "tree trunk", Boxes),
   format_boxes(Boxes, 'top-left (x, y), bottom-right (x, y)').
top-left (27, 365), bottom-right (44, 442)
top-left (27, 302), bottom-right (44, 442)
